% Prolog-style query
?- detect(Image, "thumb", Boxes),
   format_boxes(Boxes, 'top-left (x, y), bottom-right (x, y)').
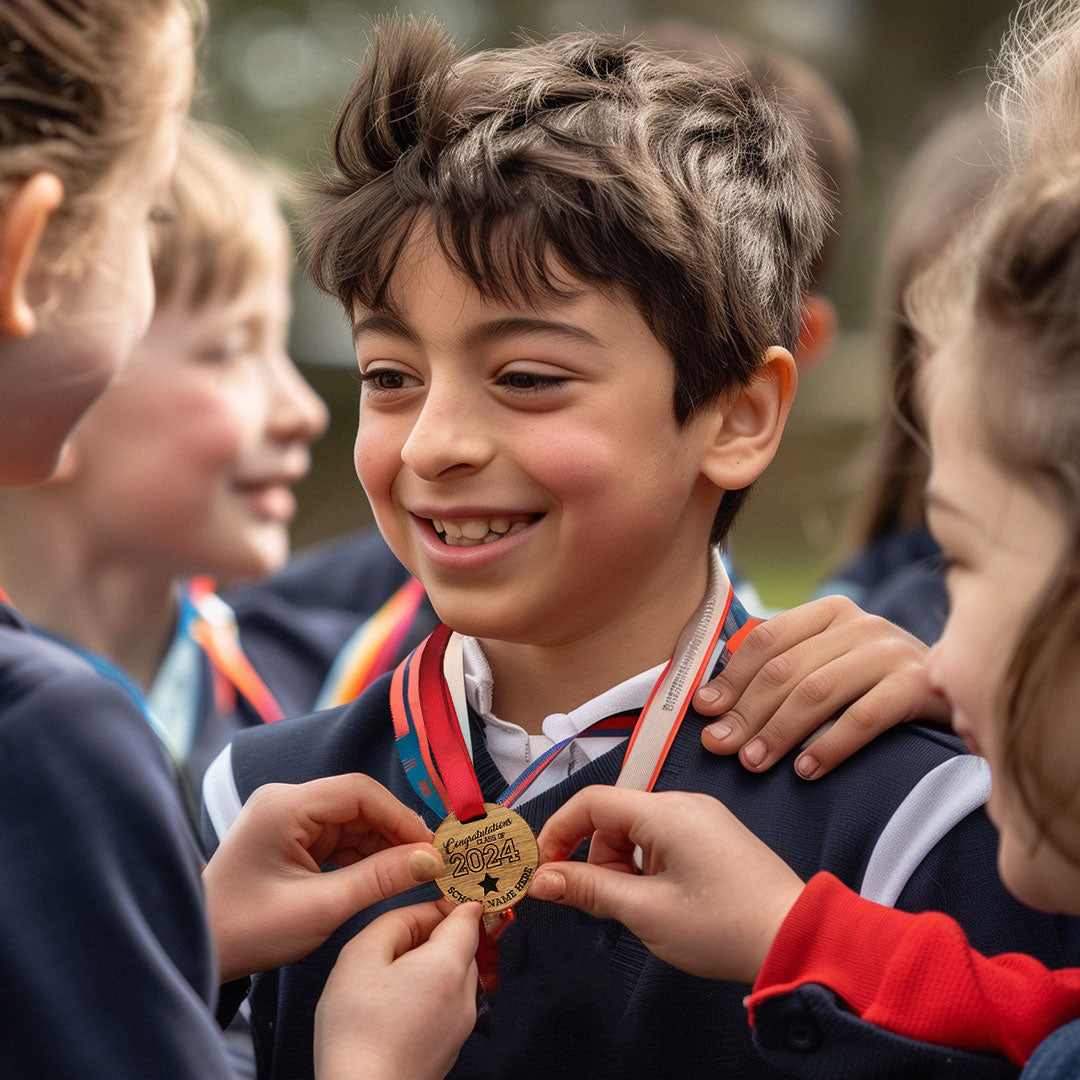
top-left (310, 843), bottom-right (443, 924)
top-left (527, 859), bottom-right (651, 923)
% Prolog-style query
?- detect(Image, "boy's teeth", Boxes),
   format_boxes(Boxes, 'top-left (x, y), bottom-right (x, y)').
top-left (433, 517), bottom-right (531, 546)
top-left (460, 520), bottom-right (489, 540)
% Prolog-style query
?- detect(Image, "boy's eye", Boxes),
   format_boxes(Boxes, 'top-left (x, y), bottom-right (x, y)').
top-left (497, 371), bottom-right (568, 393)
top-left (359, 369), bottom-right (417, 392)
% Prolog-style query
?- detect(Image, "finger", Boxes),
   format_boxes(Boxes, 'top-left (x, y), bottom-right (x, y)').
top-left (290, 773), bottom-right (434, 846)
top-left (535, 786), bottom-right (652, 864)
top-left (586, 827), bottom-right (640, 872)
top-left (423, 901), bottom-right (484, 963)
top-left (693, 601), bottom-right (838, 718)
top-left (528, 859), bottom-right (653, 924)
top-left (702, 628), bottom-right (855, 763)
top-left (791, 673), bottom-right (934, 780)
top-left (729, 650), bottom-right (892, 772)
top-left (349, 900), bottom-right (448, 965)
top-left (312, 843), bottom-right (444, 922)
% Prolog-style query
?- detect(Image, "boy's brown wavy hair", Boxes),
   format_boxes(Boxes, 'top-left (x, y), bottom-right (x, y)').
top-left (303, 17), bottom-right (830, 544)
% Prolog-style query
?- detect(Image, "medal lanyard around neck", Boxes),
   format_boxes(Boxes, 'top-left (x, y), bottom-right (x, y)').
top-left (184, 579), bottom-right (285, 725)
top-left (389, 549), bottom-right (752, 821)
top-left (316, 577), bottom-right (427, 709)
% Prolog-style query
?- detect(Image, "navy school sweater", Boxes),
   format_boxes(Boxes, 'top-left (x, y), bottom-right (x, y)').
top-left (0, 601), bottom-right (235, 1079)
top-left (204, 669), bottom-right (1080, 1080)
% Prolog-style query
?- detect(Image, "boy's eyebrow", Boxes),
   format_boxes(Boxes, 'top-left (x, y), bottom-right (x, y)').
top-left (460, 317), bottom-right (603, 349)
top-left (352, 312), bottom-right (421, 346)
top-left (352, 313), bottom-right (605, 350)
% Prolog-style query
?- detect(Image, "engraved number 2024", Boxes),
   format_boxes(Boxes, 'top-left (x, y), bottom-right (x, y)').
top-left (449, 838), bottom-right (521, 878)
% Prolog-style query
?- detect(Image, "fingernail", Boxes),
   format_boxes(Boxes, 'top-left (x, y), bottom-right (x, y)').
top-left (409, 848), bottom-right (444, 882)
top-left (705, 721), bottom-right (733, 741)
top-left (795, 754), bottom-right (823, 780)
top-left (528, 869), bottom-right (566, 902)
top-left (741, 739), bottom-right (766, 768)
top-left (695, 685), bottom-right (728, 710)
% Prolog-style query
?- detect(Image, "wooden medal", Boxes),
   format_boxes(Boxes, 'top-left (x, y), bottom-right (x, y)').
top-left (432, 802), bottom-right (539, 912)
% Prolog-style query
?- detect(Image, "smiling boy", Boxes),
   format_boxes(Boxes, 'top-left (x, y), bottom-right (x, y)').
top-left (204, 19), bottom-right (1080, 1079)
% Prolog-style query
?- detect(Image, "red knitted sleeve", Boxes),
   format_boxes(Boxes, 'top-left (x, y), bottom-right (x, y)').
top-left (745, 872), bottom-right (1080, 1065)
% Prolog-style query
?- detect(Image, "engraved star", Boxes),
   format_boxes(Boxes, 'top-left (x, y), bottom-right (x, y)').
top-left (479, 873), bottom-right (500, 895)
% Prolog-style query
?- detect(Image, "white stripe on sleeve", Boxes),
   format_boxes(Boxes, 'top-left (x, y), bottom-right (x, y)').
top-left (859, 754), bottom-right (992, 907)
top-left (202, 742), bottom-right (244, 846)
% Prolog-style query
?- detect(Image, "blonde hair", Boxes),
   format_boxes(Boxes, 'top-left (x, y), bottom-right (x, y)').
top-left (909, 0), bottom-right (1080, 860)
top-left (153, 122), bottom-right (287, 312)
top-left (0, 0), bottom-right (206, 272)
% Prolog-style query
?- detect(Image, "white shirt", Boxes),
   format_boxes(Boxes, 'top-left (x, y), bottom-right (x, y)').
top-left (461, 635), bottom-right (665, 804)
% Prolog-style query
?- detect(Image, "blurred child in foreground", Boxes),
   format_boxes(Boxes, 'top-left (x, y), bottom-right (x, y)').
top-left (0, 4), bottom-right (481, 1074)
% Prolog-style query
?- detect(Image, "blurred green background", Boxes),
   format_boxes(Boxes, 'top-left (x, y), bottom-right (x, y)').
top-left (196, 0), bottom-right (1017, 607)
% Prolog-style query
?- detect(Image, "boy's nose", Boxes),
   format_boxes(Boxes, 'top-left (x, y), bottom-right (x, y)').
top-left (269, 353), bottom-right (330, 444)
top-left (400, 383), bottom-right (493, 480)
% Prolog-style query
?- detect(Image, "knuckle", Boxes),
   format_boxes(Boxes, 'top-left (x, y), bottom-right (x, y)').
top-left (760, 652), bottom-right (794, 688)
top-left (795, 668), bottom-right (835, 707)
top-left (710, 674), bottom-right (737, 698)
top-left (245, 782), bottom-right (287, 815)
top-left (746, 618), bottom-right (780, 652)
top-left (820, 593), bottom-right (857, 619)
top-left (371, 854), bottom-right (402, 900)
top-left (840, 701), bottom-right (882, 736)
top-left (568, 871), bottom-right (597, 914)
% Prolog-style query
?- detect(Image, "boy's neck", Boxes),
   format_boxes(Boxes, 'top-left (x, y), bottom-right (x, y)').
top-left (478, 556), bottom-right (712, 735)
top-left (0, 494), bottom-right (178, 689)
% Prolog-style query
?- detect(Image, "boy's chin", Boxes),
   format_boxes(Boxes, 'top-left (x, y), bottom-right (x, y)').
top-left (205, 537), bottom-right (289, 590)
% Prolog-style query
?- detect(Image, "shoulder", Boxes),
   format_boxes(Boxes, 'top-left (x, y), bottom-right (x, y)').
top-left (672, 720), bottom-right (983, 896)
top-left (0, 623), bottom-right (192, 837)
top-left (0, 624), bottom-right (154, 752)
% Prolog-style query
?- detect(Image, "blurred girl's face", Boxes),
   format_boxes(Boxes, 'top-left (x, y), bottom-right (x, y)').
top-left (0, 8), bottom-right (193, 487)
top-left (923, 345), bottom-right (1080, 914)
top-left (64, 203), bottom-right (329, 585)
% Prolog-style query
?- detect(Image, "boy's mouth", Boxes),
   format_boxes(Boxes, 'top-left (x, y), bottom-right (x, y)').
top-left (430, 515), bottom-right (537, 547)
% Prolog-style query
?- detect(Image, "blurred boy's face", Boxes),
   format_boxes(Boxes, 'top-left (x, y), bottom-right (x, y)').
top-left (923, 346), bottom-right (1080, 915)
top-left (352, 226), bottom-right (723, 655)
top-left (63, 210), bottom-right (328, 584)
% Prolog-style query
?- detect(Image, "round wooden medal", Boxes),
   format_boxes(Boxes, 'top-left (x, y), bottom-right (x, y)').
top-left (432, 802), bottom-right (539, 912)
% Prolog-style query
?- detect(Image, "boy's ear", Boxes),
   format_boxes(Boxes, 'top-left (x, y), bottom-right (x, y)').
top-left (0, 173), bottom-right (65, 340)
top-left (793, 294), bottom-right (836, 373)
top-left (699, 345), bottom-right (797, 492)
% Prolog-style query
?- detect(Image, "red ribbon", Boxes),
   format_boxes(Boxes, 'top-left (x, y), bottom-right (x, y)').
top-left (416, 622), bottom-right (486, 823)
